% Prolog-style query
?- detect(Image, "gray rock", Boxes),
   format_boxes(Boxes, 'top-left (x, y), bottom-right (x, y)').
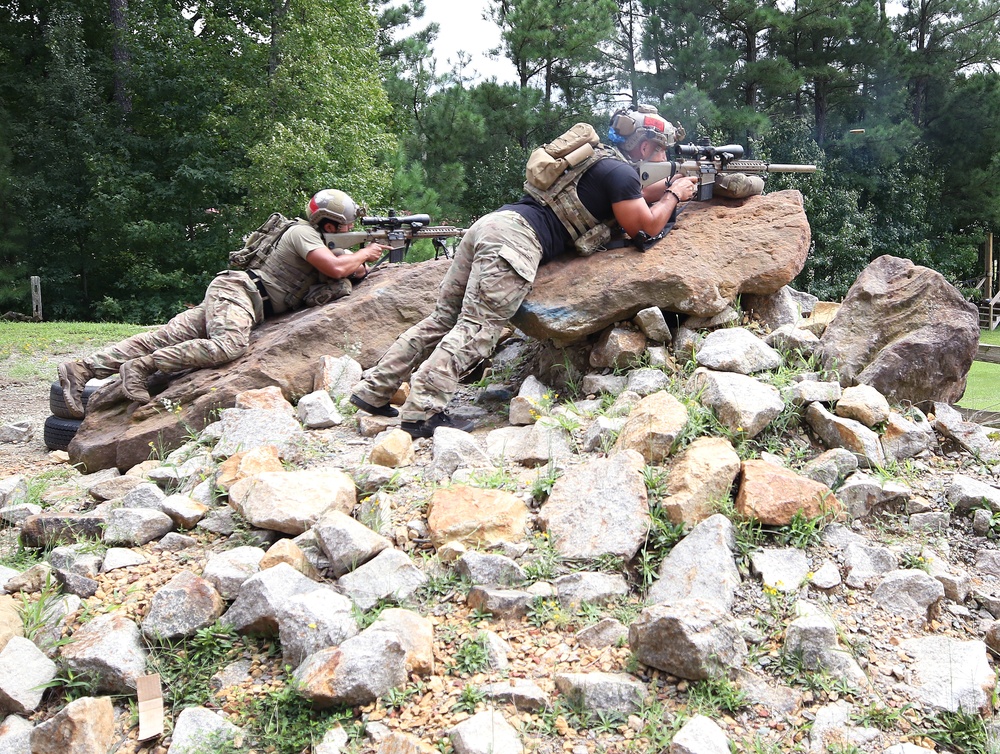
top-left (898, 636), bottom-right (994, 713)
top-left (143, 571), bottom-right (226, 641)
top-left (456, 551), bottom-right (526, 587)
top-left (553, 672), bottom-right (646, 715)
top-left (629, 598), bottom-right (747, 680)
top-left (313, 510), bottom-right (392, 578)
top-left (751, 548), bottom-right (810, 593)
top-left (293, 628), bottom-right (407, 706)
top-left (0, 637), bottom-right (56, 715)
top-left (799, 448), bottom-right (858, 489)
top-left (688, 368), bottom-right (784, 438)
top-left (211, 407), bottom-right (305, 460)
top-left (671, 714), bottom-right (730, 754)
top-left (221, 562), bottom-right (326, 635)
top-left (167, 706), bottom-right (244, 754)
top-left (277, 590), bottom-right (359, 668)
top-left (431, 427), bottom-right (494, 476)
top-left (448, 710), bottom-right (523, 754)
top-left (59, 612), bottom-right (148, 694)
top-left (648, 514), bottom-right (740, 610)
top-left (478, 680), bottom-right (550, 712)
top-left (576, 618), bottom-right (629, 649)
top-left (539, 451), bottom-right (649, 560)
top-left (102, 508), bottom-right (174, 546)
top-left (872, 569), bottom-right (945, 621)
top-left (202, 546), bottom-right (264, 600)
top-left (297, 390), bottom-right (344, 428)
top-left (336, 548), bottom-right (427, 611)
top-left (553, 572), bottom-right (629, 607)
top-left (695, 328), bottom-right (783, 374)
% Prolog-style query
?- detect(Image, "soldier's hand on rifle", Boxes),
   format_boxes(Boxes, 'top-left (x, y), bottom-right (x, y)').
top-left (360, 243), bottom-right (391, 263)
top-left (666, 175), bottom-right (699, 202)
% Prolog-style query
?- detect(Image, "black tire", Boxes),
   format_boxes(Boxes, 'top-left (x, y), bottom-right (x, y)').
top-left (49, 381), bottom-right (99, 419)
top-left (43, 415), bottom-right (82, 452)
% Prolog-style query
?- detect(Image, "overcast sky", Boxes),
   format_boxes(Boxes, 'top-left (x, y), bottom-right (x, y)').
top-left (411, 0), bottom-right (518, 83)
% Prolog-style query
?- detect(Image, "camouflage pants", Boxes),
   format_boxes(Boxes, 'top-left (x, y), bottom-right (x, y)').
top-left (84, 271), bottom-right (263, 377)
top-left (353, 211), bottom-right (542, 422)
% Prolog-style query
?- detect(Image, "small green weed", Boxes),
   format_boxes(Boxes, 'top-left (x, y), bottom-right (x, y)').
top-left (899, 551), bottom-right (930, 572)
top-left (451, 684), bottom-right (486, 714)
top-left (522, 532), bottom-right (562, 581)
top-left (635, 503), bottom-right (685, 592)
top-left (920, 710), bottom-right (992, 754)
top-left (235, 679), bottom-right (358, 754)
top-left (526, 597), bottom-right (574, 629)
top-left (850, 702), bottom-right (913, 731)
top-left (469, 466), bottom-right (519, 492)
top-left (146, 622), bottom-right (243, 709)
top-left (530, 461), bottom-right (562, 502)
top-left (448, 632), bottom-right (490, 676)
top-left (686, 675), bottom-right (749, 714)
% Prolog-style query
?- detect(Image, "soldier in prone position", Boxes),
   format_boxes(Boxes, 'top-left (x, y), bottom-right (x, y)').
top-left (57, 189), bottom-right (390, 416)
top-left (349, 106), bottom-right (700, 438)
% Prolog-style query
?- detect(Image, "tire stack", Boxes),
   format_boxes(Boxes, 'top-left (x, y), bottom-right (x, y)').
top-left (44, 382), bottom-right (98, 451)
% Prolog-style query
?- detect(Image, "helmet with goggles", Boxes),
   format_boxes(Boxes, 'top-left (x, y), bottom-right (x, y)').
top-left (607, 105), bottom-right (685, 153)
top-left (306, 189), bottom-right (358, 227)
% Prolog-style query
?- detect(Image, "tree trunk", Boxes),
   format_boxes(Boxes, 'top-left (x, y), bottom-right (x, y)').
top-left (109, 0), bottom-right (131, 116)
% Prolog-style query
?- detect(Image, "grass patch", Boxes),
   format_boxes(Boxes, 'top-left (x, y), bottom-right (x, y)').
top-left (0, 321), bottom-right (148, 383)
top-left (958, 330), bottom-right (1000, 411)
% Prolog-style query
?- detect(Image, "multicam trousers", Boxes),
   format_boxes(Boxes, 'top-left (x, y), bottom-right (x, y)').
top-left (353, 211), bottom-right (543, 422)
top-left (84, 271), bottom-right (263, 377)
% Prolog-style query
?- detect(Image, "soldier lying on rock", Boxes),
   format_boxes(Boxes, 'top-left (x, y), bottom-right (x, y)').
top-left (57, 189), bottom-right (390, 417)
top-left (350, 106), bottom-right (701, 438)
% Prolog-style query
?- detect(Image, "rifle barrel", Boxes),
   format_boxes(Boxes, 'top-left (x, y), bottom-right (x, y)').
top-left (724, 160), bottom-right (817, 173)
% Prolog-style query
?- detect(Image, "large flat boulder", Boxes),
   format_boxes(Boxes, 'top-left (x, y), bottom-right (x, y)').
top-left (512, 190), bottom-right (810, 341)
top-left (69, 260), bottom-right (451, 472)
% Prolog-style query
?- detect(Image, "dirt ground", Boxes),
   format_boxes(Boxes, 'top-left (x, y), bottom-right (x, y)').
top-left (0, 345), bottom-right (93, 476)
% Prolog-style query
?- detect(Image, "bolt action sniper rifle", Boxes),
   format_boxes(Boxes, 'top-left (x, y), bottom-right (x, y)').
top-left (637, 140), bottom-right (818, 202)
top-left (324, 210), bottom-right (466, 268)
top-left (625, 140), bottom-right (818, 251)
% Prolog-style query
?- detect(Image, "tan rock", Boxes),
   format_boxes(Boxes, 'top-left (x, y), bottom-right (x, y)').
top-left (260, 538), bottom-right (321, 579)
top-left (514, 190), bottom-right (810, 341)
top-left (29, 696), bottom-right (115, 754)
top-left (215, 444), bottom-right (284, 492)
top-left (589, 326), bottom-right (648, 369)
top-left (427, 485), bottom-right (529, 548)
top-left (736, 459), bottom-right (842, 525)
top-left (662, 437), bottom-right (741, 526)
top-left (234, 385), bottom-right (294, 412)
top-left (370, 608), bottom-right (435, 676)
top-left (0, 595), bottom-right (24, 651)
top-left (369, 429), bottom-right (415, 468)
top-left (229, 470), bottom-right (356, 535)
top-left (614, 391), bottom-right (688, 463)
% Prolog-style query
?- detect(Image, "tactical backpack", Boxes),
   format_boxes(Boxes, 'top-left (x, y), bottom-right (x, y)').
top-left (525, 123), bottom-right (601, 191)
top-left (523, 123), bottom-right (627, 255)
top-left (229, 212), bottom-right (299, 270)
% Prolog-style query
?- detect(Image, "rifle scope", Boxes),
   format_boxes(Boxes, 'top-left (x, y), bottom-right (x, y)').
top-left (673, 143), bottom-right (745, 162)
top-left (361, 213), bottom-right (431, 228)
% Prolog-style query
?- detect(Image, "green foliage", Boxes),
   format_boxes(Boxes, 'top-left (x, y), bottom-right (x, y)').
top-left (448, 632), bottom-right (490, 676)
top-left (451, 684), bottom-right (486, 714)
top-left (145, 622), bottom-right (243, 709)
top-left (522, 532), bottom-right (562, 581)
top-left (235, 678), bottom-right (358, 754)
top-left (920, 710), bottom-right (993, 754)
top-left (635, 503), bottom-right (686, 592)
top-left (686, 675), bottom-right (749, 715)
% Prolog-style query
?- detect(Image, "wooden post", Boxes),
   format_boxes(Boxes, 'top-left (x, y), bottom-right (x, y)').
top-left (987, 233), bottom-right (994, 304)
top-left (30, 276), bottom-right (41, 321)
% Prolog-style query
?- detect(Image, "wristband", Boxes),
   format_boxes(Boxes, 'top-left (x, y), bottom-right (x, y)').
top-left (667, 188), bottom-right (684, 202)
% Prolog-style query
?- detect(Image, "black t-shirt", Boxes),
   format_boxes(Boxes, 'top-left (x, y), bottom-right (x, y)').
top-left (500, 158), bottom-right (643, 264)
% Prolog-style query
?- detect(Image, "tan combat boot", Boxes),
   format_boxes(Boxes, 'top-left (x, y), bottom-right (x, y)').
top-left (57, 361), bottom-right (94, 418)
top-left (119, 356), bottom-right (157, 404)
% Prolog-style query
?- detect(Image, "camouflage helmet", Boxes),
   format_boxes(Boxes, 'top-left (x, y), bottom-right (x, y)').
top-left (608, 105), bottom-right (685, 153)
top-left (306, 189), bottom-right (358, 227)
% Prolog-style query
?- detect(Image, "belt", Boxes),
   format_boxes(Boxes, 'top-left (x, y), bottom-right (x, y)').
top-left (245, 270), bottom-right (275, 318)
